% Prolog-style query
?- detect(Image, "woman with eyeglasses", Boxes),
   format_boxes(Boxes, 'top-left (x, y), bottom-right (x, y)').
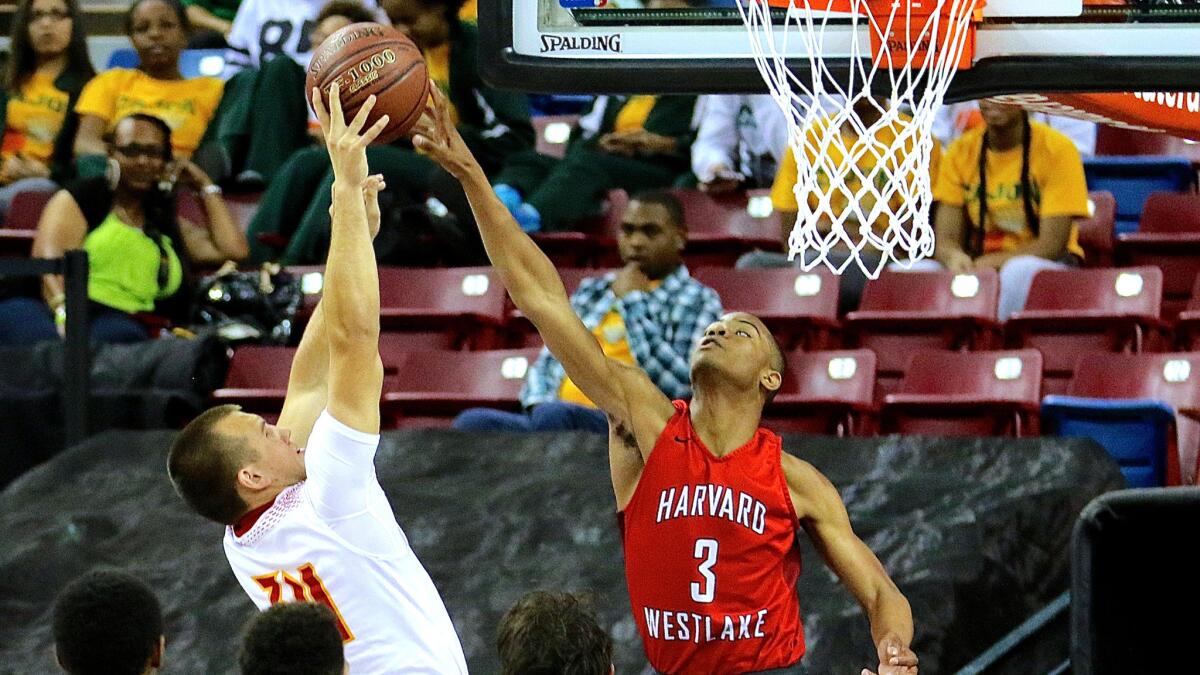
top-left (72, 0), bottom-right (224, 178)
top-left (0, 0), bottom-right (95, 220)
top-left (0, 113), bottom-right (247, 345)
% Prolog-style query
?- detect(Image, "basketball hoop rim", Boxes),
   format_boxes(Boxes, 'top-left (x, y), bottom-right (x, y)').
top-left (762, 0), bottom-right (988, 21)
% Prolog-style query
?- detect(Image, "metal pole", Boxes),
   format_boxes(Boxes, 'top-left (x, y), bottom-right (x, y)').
top-left (62, 250), bottom-right (89, 447)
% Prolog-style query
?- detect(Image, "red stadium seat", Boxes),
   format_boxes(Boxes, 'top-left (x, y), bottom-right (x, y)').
top-left (532, 115), bottom-right (579, 159)
top-left (692, 267), bottom-right (841, 351)
top-left (1065, 351), bottom-right (1200, 484)
top-left (382, 348), bottom-right (540, 427)
top-left (505, 268), bottom-right (598, 343)
top-left (669, 189), bottom-right (782, 267)
top-left (881, 349), bottom-right (1043, 437)
top-left (766, 349), bottom-right (876, 435)
top-left (1175, 276), bottom-right (1200, 350)
top-left (0, 187), bottom-right (54, 256)
top-left (1005, 267), bottom-right (1166, 395)
top-left (211, 346), bottom-right (296, 413)
top-left (299, 267), bottom-right (510, 349)
top-left (1116, 191), bottom-right (1200, 318)
top-left (531, 189), bottom-right (628, 268)
top-left (844, 269), bottom-right (1001, 399)
top-left (1076, 191), bottom-right (1116, 267)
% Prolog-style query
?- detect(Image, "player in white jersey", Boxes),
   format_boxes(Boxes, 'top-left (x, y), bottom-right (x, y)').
top-left (168, 85), bottom-right (468, 675)
top-left (224, 0), bottom-right (384, 71)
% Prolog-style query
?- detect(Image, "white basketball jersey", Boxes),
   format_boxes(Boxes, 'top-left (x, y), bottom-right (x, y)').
top-left (224, 411), bottom-right (468, 674)
top-left (225, 0), bottom-right (384, 70)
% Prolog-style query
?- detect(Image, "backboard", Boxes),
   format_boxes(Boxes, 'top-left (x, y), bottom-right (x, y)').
top-left (480, 1), bottom-right (1200, 100)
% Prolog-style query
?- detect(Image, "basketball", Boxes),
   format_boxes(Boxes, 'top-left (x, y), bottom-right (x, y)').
top-left (305, 22), bottom-right (429, 144)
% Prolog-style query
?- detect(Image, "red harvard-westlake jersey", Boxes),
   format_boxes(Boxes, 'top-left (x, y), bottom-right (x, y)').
top-left (621, 400), bottom-right (805, 674)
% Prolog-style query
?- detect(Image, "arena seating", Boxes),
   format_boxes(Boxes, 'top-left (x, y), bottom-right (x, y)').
top-left (211, 345), bottom-right (295, 418)
top-left (881, 349), bottom-right (1043, 437)
top-left (1082, 156), bottom-right (1196, 234)
top-left (1115, 191), bottom-right (1200, 317)
top-left (670, 189), bottom-right (781, 267)
top-left (1041, 398), bottom-right (1175, 488)
top-left (1006, 267), bottom-right (1166, 395)
top-left (1045, 351), bottom-right (1200, 486)
top-left (1076, 190), bottom-right (1117, 267)
top-left (381, 348), bottom-right (540, 427)
top-left (767, 349), bottom-right (876, 435)
top-left (692, 266), bottom-right (841, 351)
top-left (375, 267), bottom-right (510, 348)
top-left (1175, 276), bottom-right (1200, 350)
top-left (844, 268), bottom-right (1002, 399)
top-left (532, 115), bottom-right (579, 159)
top-left (0, 188), bottom-right (54, 257)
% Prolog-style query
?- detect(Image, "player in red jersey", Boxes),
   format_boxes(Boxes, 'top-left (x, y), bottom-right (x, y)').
top-left (415, 88), bottom-right (918, 675)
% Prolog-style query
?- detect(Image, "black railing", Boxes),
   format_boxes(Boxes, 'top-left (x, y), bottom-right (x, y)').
top-left (0, 251), bottom-right (90, 446)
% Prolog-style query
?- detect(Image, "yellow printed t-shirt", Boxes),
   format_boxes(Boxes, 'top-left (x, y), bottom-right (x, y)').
top-left (2, 72), bottom-right (71, 164)
top-left (558, 281), bottom-right (662, 407)
top-left (771, 113), bottom-right (941, 235)
top-left (934, 121), bottom-right (1088, 258)
top-left (74, 69), bottom-right (224, 158)
top-left (613, 96), bottom-right (657, 133)
top-left (423, 43), bottom-right (458, 125)
top-left (459, 0), bottom-right (477, 22)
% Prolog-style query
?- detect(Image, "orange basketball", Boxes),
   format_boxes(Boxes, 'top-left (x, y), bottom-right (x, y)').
top-left (306, 22), bottom-right (429, 145)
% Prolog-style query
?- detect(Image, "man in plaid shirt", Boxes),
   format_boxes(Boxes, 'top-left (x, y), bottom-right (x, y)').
top-left (453, 191), bottom-right (723, 432)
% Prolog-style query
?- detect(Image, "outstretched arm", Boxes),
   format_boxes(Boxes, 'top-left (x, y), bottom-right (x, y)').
top-left (310, 84), bottom-right (389, 434)
top-left (278, 176), bottom-right (386, 446)
top-left (413, 88), bottom-right (674, 452)
top-left (783, 454), bottom-right (918, 675)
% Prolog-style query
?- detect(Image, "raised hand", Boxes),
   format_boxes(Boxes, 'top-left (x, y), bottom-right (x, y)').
top-left (863, 634), bottom-right (918, 675)
top-left (411, 85), bottom-right (478, 180)
top-left (311, 82), bottom-right (390, 186)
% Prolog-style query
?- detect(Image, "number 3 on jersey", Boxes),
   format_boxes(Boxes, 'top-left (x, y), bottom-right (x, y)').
top-left (691, 538), bottom-right (719, 603)
top-left (253, 563), bottom-right (355, 642)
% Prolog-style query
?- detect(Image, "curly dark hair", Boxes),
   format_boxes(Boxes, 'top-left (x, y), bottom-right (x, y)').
top-left (4, 0), bottom-right (95, 91)
top-left (497, 591), bottom-right (613, 675)
top-left (52, 570), bottom-right (164, 675)
top-left (317, 0), bottom-right (379, 26)
top-left (240, 603), bottom-right (346, 675)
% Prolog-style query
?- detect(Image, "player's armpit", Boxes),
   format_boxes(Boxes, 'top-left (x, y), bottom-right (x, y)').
top-left (784, 455), bottom-right (914, 649)
top-left (608, 416), bottom-right (645, 510)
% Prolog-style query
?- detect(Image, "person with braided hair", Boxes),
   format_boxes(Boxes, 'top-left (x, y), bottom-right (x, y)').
top-left (920, 99), bottom-right (1090, 319)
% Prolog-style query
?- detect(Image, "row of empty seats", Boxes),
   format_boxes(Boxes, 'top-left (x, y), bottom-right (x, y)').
top-left (214, 345), bottom-right (1200, 489)
top-left (276, 265), bottom-right (1200, 395)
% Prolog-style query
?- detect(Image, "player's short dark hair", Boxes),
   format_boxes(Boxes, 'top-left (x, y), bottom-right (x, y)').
top-left (497, 591), bottom-right (613, 675)
top-left (765, 331), bottom-right (787, 404)
top-left (168, 404), bottom-right (249, 525)
top-left (317, 0), bottom-right (378, 26)
top-left (53, 570), bottom-right (164, 675)
top-left (629, 190), bottom-right (686, 231)
top-left (240, 603), bottom-right (345, 675)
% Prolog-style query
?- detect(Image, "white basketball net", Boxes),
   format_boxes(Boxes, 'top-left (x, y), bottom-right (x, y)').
top-left (737, 0), bottom-right (982, 278)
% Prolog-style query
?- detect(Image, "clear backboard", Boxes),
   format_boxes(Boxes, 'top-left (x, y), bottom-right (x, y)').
top-left (480, 1), bottom-right (1200, 99)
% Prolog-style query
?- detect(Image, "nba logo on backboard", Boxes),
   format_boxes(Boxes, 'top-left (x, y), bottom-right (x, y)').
top-left (559, 0), bottom-right (607, 8)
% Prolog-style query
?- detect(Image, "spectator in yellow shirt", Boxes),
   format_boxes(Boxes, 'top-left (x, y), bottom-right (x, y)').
top-left (72, 0), bottom-right (224, 175)
top-left (740, 98), bottom-right (939, 313)
top-left (0, 0), bottom-right (95, 219)
top-left (921, 99), bottom-right (1090, 319)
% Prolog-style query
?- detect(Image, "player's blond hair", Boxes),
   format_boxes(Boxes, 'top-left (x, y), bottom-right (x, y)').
top-left (168, 404), bottom-right (250, 525)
